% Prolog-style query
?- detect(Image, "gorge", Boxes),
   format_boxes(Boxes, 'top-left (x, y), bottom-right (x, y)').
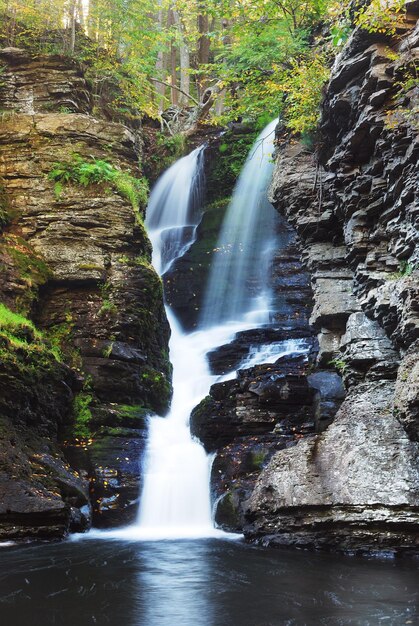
top-left (0, 1), bottom-right (419, 624)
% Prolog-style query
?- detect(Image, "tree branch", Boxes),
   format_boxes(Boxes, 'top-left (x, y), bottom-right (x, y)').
top-left (150, 78), bottom-right (199, 106)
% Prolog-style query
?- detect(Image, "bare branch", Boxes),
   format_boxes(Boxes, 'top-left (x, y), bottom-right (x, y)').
top-left (150, 78), bottom-right (199, 106)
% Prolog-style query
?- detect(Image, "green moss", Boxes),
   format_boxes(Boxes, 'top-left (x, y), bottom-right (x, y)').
top-left (45, 319), bottom-right (83, 370)
top-left (89, 403), bottom-right (151, 430)
top-left (0, 302), bottom-right (62, 368)
top-left (140, 366), bottom-right (172, 415)
top-left (0, 235), bottom-right (52, 313)
top-left (98, 282), bottom-right (118, 318)
top-left (6, 240), bottom-right (51, 283)
top-left (245, 449), bottom-right (269, 472)
top-left (147, 132), bottom-right (187, 177)
top-left (73, 392), bottom-right (93, 439)
top-left (117, 253), bottom-right (153, 269)
top-left (0, 182), bottom-right (9, 229)
top-left (0, 302), bottom-right (41, 341)
top-left (102, 342), bottom-right (114, 358)
top-left (210, 131), bottom-right (258, 199)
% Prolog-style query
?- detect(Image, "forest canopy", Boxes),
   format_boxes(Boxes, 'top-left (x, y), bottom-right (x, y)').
top-left (0, 1), bottom-right (409, 131)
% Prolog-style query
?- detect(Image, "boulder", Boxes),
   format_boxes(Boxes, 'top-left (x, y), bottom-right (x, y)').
top-left (245, 381), bottom-right (419, 553)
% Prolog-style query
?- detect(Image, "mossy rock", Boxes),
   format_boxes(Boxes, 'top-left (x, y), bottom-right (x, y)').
top-left (0, 182), bottom-right (10, 230)
top-left (214, 490), bottom-right (244, 532)
top-left (90, 403), bottom-right (152, 430)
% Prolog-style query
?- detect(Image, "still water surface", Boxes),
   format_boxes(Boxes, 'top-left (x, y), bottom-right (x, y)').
top-left (0, 538), bottom-right (418, 626)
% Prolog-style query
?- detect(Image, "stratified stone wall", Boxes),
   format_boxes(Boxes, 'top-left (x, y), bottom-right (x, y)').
top-left (245, 3), bottom-right (419, 553)
top-left (0, 49), bottom-right (171, 538)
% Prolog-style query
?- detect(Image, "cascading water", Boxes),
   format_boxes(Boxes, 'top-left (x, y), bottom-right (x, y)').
top-left (134, 145), bottom-right (222, 538)
top-left (201, 119), bottom-right (279, 328)
top-left (88, 119), bottom-right (302, 541)
top-left (145, 146), bottom-right (205, 275)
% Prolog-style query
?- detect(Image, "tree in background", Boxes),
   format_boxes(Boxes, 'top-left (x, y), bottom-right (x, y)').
top-left (0, 0), bottom-right (411, 134)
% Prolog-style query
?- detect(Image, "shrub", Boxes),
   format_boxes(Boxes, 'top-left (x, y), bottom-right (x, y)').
top-left (276, 53), bottom-right (330, 135)
top-left (355, 0), bottom-right (406, 35)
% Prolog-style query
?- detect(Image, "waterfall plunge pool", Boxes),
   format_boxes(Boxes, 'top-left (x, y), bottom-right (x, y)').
top-left (1, 538), bottom-right (418, 626)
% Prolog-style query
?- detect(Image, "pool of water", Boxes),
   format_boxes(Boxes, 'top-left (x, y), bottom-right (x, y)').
top-left (0, 537), bottom-right (418, 626)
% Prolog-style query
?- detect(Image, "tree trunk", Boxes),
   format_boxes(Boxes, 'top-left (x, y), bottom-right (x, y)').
top-left (69, 0), bottom-right (76, 54)
top-left (154, 1), bottom-right (167, 111)
top-left (197, 9), bottom-right (210, 99)
top-left (167, 9), bottom-right (179, 106)
top-left (172, 9), bottom-right (190, 107)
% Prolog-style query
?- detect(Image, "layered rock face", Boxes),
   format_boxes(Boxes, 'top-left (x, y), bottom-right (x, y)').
top-left (0, 49), bottom-right (171, 538)
top-left (245, 5), bottom-right (419, 553)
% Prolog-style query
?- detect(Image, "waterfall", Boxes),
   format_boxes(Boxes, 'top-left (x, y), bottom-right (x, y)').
top-left (201, 119), bottom-right (278, 327)
top-left (133, 146), bottom-right (223, 539)
top-left (88, 120), bottom-right (293, 541)
top-left (145, 146), bottom-right (205, 276)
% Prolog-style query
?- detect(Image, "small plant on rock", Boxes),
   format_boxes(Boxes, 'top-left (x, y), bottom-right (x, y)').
top-left (48, 155), bottom-right (149, 222)
top-left (329, 357), bottom-right (349, 375)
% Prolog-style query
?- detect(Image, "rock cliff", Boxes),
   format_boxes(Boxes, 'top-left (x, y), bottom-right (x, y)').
top-left (244, 3), bottom-right (419, 553)
top-left (0, 49), bottom-right (171, 539)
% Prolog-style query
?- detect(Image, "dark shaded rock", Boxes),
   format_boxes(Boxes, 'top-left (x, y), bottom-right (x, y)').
top-left (307, 371), bottom-right (346, 431)
top-left (164, 198), bottom-right (228, 329)
top-left (211, 434), bottom-right (295, 532)
top-left (207, 327), bottom-right (315, 376)
top-left (0, 337), bottom-right (90, 540)
top-left (191, 355), bottom-right (316, 453)
top-left (263, 6), bottom-right (419, 552)
top-left (65, 422), bottom-right (148, 528)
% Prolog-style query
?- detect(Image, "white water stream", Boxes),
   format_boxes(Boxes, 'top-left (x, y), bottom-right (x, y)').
top-left (201, 119), bottom-right (278, 327)
top-left (88, 120), bottom-right (306, 541)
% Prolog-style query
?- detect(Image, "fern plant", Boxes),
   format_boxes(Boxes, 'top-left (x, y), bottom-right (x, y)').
top-left (48, 155), bottom-right (149, 221)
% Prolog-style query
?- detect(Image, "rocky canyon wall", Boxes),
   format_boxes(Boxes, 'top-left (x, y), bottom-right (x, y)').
top-left (0, 48), bottom-right (171, 539)
top-left (244, 2), bottom-right (419, 553)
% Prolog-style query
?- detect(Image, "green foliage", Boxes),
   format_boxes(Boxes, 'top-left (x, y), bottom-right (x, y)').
top-left (48, 155), bottom-right (149, 221)
top-left (146, 132), bottom-right (188, 179)
top-left (157, 132), bottom-right (186, 160)
top-left (276, 53), bottom-right (330, 135)
top-left (355, 0), bottom-right (406, 35)
top-left (211, 130), bottom-right (259, 196)
top-left (98, 299), bottom-right (117, 318)
top-left (329, 357), bottom-right (348, 375)
top-left (330, 22), bottom-right (352, 47)
top-left (386, 261), bottom-right (417, 280)
top-left (386, 62), bottom-right (419, 130)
